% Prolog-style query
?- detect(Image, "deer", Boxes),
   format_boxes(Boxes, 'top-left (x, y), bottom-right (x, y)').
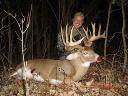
top-left (11, 23), bottom-right (106, 85)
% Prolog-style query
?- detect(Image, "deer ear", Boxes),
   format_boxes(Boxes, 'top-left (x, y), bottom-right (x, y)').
top-left (66, 52), bottom-right (79, 60)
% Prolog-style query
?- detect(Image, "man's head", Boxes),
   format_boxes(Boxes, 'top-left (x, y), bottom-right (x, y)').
top-left (72, 12), bottom-right (84, 29)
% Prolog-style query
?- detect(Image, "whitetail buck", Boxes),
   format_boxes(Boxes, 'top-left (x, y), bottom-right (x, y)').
top-left (11, 23), bottom-right (106, 85)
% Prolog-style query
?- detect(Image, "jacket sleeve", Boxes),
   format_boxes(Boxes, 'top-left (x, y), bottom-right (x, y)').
top-left (57, 32), bottom-right (64, 51)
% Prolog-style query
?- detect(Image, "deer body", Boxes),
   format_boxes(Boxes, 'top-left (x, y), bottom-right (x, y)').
top-left (13, 48), bottom-right (99, 85)
top-left (11, 24), bottom-right (105, 85)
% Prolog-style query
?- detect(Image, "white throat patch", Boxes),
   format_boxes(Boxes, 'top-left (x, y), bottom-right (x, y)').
top-left (66, 53), bottom-right (79, 60)
top-left (81, 62), bottom-right (90, 67)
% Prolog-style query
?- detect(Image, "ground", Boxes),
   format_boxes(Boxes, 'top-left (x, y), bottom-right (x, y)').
top-left (0, 61), bottom-right (128, 96)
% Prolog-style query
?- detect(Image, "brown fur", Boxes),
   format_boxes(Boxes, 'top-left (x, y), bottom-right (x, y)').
top-left (15, 47), bottom-right (98, 82)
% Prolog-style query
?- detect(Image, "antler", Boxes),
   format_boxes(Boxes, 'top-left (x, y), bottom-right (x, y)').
top-left (89, 23), bottom-right (106, 41)
top-left (82, 23), bottom-right (106, 46)
top-left (61, 24), bottom-right (84, 49)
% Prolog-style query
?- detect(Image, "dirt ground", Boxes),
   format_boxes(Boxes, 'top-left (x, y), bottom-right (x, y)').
top-left (0, 61), bottom-right (128, 96)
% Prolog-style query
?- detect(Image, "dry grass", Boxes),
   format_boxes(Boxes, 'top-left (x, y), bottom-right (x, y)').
top-left (0, 60), bottom-right (127, 96)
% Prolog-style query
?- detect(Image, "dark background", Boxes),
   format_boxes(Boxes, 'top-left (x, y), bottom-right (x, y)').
top-left (0, 0), bottom-right (127, 66)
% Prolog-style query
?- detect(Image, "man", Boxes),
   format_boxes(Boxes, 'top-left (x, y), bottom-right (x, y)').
top-left (57, 12), bottom-right (85, 59)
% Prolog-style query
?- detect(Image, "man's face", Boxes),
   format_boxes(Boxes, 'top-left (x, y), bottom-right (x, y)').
top-left (72, 16), bottom-right (84, 29)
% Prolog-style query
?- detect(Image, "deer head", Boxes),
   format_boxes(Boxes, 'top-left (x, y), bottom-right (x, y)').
top-left (59, 23), bottom-right (106, 81)
top-left (61, 23), bottom-right (105, 61)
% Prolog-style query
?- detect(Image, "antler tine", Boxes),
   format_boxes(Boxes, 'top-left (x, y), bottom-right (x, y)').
top-left (98, 24), bottom-right (106, 38)
top-left (65, 24), bottom-right (68, 43)
top-left (97, 24), bottom-right (101, 36)
top-left (74, 37), bottom-right (85, 46)
top-left (92, 23), bottom-right (96, 37)
top-left (82, 27), bottom-right (89, 40)
top-left (70, 26), bottom-right (74, 43)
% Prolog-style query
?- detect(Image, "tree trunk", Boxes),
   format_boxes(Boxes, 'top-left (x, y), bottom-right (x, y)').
top-left (104, 0), bottom-right (112, 63)
top-left (121, 0), bottom-right (127, 72)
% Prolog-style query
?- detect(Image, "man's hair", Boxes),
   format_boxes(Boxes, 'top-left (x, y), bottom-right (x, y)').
top-left (74, 12), bottom-right (84, 18)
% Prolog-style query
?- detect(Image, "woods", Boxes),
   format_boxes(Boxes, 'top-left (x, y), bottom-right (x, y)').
top-left (0, 0), bottom-right (127, 96)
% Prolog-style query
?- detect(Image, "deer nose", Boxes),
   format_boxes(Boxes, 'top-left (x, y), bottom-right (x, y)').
top-left (96, 56), bottom-right (102, 63)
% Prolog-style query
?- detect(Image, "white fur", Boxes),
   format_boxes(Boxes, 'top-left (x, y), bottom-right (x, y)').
top-left (11, 67), bottom-right (33, 80)
top-left (33, 73), bottom-right (44, 82)
top-left (81, 62), bottom-right (90, 67)
top-left (11, 67), bottom-right (45, 82)
top-left (66, 53), bottom-right (79, 60)
top-left (49, 79), bottom-right (63, 85)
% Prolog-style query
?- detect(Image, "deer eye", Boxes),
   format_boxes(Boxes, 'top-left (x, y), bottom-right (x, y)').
top-left (74, 48), bottom-right (79, 51)
top-left (83, 52), bottom-right (88, 55)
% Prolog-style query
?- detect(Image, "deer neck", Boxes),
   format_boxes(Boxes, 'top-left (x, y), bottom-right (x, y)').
top-left (69, 57), bottom-right (90, 81)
